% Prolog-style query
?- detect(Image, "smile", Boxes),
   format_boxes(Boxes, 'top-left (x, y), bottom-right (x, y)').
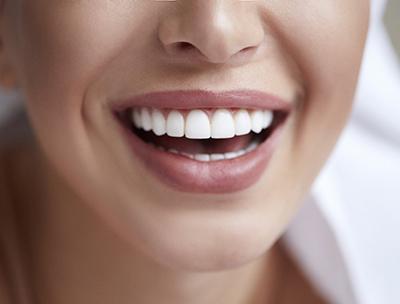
top-left (113, 90), bottom-right (292, 193)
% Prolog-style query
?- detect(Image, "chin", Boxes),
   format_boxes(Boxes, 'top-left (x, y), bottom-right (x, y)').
top-left (115, 204), bottom-right (284, 272)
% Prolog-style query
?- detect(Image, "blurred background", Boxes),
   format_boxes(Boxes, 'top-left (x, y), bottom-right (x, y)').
top-left (385, 0), bottom-right (400, 57)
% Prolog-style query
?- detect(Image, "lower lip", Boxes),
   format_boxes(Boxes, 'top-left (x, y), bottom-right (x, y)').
top-left (117, 121), bottom-right (286, 194)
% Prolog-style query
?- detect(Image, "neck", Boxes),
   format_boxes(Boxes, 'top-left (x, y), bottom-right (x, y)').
top-left (19, 146), bottom-right (283, 304)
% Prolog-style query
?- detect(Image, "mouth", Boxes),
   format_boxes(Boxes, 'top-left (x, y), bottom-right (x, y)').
top-left (112, 90), bottom-right (292, 194)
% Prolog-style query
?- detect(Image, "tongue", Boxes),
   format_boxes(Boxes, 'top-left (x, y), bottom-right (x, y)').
top-left (138, 130), bottom-right (255, 154)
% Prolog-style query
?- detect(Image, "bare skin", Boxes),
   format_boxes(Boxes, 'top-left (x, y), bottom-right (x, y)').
top-left (0, 138), bottom-right (326, 303)
top-left (0, 1), bottom-right (369, 303)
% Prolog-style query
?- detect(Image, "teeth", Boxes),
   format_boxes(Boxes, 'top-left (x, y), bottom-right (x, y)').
top-left (132, 109), bottom-right (142, 128)
top-left (185, 110), bottom-right (211, 139)
top-left (141, 108), bottom-right (152, 131)
top-left (166, 110), bottom-right (185, 137)
top-left (262, 110), bottom-right (273, 129)
top-left (194, 154), bottom-right (211, 162)
top-left (245, 141), bottom-right (259, 152)
top-left (250, 110), bottom-right (264, 134)
top-left (132, 108), bottom-right (274, 139)
top-left (152, 109), bottom-right (166, 136)
top-left (234, 109), bottom-right (252, 136)
top-left (210, 153), bottom-right (225, 161)
top-left (180, 152), bottom-right (195, 159)
top-left (211, 109), bottom-right (235, 139)
top-left (224, 151), bottom-right (240, 160)
top-left (151, 140), bottom-right (261, 162)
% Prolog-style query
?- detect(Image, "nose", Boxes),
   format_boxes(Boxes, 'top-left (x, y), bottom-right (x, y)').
top-left (157, 0), bottom-right (265, 65)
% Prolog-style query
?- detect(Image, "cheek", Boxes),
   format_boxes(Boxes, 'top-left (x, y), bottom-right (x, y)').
top-left (249, 1), bottom-right (369, 209)
top-left (12, 1), bottom-right (163, 118)
top-left (9, 3), bottom-right (157, 170)
top-left (1, 4), bottom-right (158, 210)
top-left (265, 1), bottom-right (369, 175)
top-left (17, 4), bottom-right (148, 106)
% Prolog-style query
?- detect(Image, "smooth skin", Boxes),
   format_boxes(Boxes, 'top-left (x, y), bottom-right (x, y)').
top-left (0, 1), bottom-right (369, 303)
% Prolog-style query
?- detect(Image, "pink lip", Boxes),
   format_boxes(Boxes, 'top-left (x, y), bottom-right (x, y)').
top-left (112, 89), bottom-right (293, 111)
top-left (112, 90), bottom-right (292, 194)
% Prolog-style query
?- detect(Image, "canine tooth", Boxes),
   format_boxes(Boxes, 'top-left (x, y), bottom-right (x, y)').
top-left (166, 110), bottom-right (185, 137)
top-left (210, 153), bottom-right (225, 161)
top-left (152, 109), bottom-right (166, 136)
top-left (234, 110), bottom-right (251, 136)
top-left (185, 110), bottom-right (211, 139)
top-left (141, 108), bottom-right (152, 131)
top-left (263, 110), bottom-right (273, 128)
top-left (250, 110), bottom-right (264, 133)
top-left (194, 154), bottom-right (211, 162)
top-left (168, 149), bottom-right (179, 154)
top-left (211, 109), bottom-right (235, 139)
top-left (132, 109), bottom-right (142, 128)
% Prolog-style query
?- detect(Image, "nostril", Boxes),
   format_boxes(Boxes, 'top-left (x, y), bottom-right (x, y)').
top-left (165, 41), bottom-right (206, 60)
top-left (241, 46), bottom-right (255, 53)
top-left (237, 45), bottom-right (258, 58)
top-left (177, 41), bottom-right (195, 51)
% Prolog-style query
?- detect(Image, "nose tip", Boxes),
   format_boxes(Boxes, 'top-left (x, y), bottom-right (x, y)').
top-left (158, 2), bottom-right (265, 65)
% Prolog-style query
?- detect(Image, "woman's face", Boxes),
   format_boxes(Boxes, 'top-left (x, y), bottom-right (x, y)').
top-left (1, 1), bottom-right (369, 271)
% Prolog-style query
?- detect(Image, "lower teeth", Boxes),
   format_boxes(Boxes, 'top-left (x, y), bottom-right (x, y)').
top-left (150, 141), bottom-right (260, 162)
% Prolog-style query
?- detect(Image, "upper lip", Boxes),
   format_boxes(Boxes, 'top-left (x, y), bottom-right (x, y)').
top-left (111, 89), bottom-right (293, 113)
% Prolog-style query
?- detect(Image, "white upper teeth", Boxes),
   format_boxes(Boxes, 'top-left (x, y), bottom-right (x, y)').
top-left (140, 108), bottom-right (152, 131)
top-left (131, 108), bottom-right (274, 139)
top-left (234, 110), bottom-right (252, 136)
top-left (250, 110), bottom-right (264, 134)
top-left (166, 110), bottom-right (185, 137)
top-left (185, 110), bottom-right (211, 139)
top-left (211, 109), bottom-right (236, 139)
top-left (151, 109), bottom-right (166, 136)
